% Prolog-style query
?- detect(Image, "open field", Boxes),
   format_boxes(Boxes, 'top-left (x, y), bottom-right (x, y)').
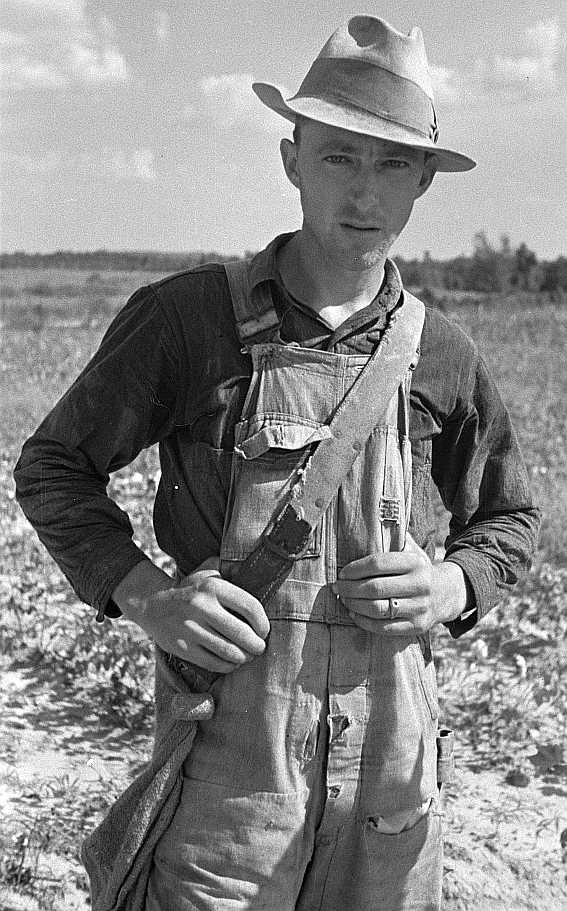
top-left (0, 268), bottom-right (170, 331)
top-left (1, 269), bottom-right (566, 909)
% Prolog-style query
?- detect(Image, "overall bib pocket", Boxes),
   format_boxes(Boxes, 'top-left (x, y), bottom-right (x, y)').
top-left (220, 414), bottom-right (330, 563)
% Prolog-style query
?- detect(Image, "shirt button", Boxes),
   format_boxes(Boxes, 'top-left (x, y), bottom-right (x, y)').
top-left (352, 441), bottom-right (362, 452)
top-left (328, 785), bottom-right (341, 798)
top-left (315, 497), bottom-right (324, 509)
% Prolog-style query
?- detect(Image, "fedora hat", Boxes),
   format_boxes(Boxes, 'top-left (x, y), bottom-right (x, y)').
top-left (253, 15), bottom-right (475, 173)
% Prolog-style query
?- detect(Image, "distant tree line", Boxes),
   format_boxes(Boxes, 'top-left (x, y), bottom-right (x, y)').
top-left (396, 233), bottom-right (567, 294)
top-left (0, 249), bottom-right (237, 272)
top-left (1, 235), bottom-right (566, 294)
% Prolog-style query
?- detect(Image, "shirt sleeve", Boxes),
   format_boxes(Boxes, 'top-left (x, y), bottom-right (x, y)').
top-left (13, 285), bottom-right (182, 620)
top-left (431, 348), bottom-right (541, 638)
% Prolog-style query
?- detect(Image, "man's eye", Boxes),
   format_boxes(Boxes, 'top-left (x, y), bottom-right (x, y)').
top-left (324, 155), bottom-right (350, 164)
top-left (385, 159), bottom-right (409, 169)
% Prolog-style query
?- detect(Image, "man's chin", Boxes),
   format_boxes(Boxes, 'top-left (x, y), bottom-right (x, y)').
top-left (341, 243), bottom-right (392, 271)
top-left (334, 229), bottom-right (392, 266)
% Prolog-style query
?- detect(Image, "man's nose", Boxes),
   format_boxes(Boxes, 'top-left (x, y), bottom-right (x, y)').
top-left (349, 165), bottom-right (383, 207)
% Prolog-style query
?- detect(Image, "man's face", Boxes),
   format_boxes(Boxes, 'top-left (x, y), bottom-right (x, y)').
top-left (281, 119), bottom-right (436, 273)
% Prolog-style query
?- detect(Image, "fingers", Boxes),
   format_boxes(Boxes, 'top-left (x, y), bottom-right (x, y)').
top-left (205, 604), bottom-right (268, 658)
top-left (346, 612), bottom-right (418, 637)
top-left (184, 644), bottom-right (250, 674)
top-left (181, 624), bottom-right (258, 667)
top-left (169, 615), bottom-right (263, 671)
top-left (334, 575), bottom-right (423, 601)
top-left (336, 546), bottom-right (432, 615)
top-left (342, 593), bottom-right (434, 635)
top-left (338, 549), bottom-right (425, 581)
top-left (183, 576), bottom-right (269, 658)
top-left (151, 566), bottom-right (270, 670)
top-left (169, 607), bottom-right (266, 670)
top-left (213, 578), bottom-right (271, 640)
top-left (176, 566), bottom-right (270, 644)
top-left (344, 597), bottom-right (392, 619)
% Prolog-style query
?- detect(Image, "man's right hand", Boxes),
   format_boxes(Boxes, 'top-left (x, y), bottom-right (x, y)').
top-left (113, 557), bottom-right (270, 673)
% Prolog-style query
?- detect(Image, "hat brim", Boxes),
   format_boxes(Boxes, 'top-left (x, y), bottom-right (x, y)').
top-left (253, 82), bottom-right (476, 173)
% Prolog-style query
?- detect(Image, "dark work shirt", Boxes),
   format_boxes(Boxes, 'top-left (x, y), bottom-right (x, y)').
top-left (14, 233), bottom-right (540, 638)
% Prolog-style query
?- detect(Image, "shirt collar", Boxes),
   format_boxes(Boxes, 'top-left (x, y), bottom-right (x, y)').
top-left (247, 231), bottom-right (403, 317)
top-left (247, 232), bottom-right (295, 290)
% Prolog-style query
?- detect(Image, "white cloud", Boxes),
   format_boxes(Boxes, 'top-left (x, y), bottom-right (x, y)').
top-left (97, 15), bottom-right (117, 40)
top-left (429, 18), bottom-right (565, 106)
top-left (0, 30), bottom-right (27, 47)
top-left (200, 73), bottom-right (257, 127)
top-left (2, 0), bottom-right (128, 89)
top-left (3, 151), bottom-right (63, 175)
top-left (474, 18), bottom-right (563, 95)
top-left (3, 149), bottom-right (157, 183)
top-left (1, 53), bottom-right (65, 88)
top-left (106, 149), bottom-right (157, 183)
top-left (429, 65), bottom-right (462, 104)
top-left (68, 42), bottom-right (128, 83)
top-left (155, 11), bottom-right (170, 45)
top-left (198, 72), bottom-right (292, 134)
top-left (475, 54), bottom-right (556, 89)
top-left (524, 18), bottom-right (561, 56)
top-left (16, 0), bottom-right (83, 19)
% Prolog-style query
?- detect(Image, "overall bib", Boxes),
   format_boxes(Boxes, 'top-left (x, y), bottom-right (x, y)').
top-left (146, 275), bottom-right (443, 911)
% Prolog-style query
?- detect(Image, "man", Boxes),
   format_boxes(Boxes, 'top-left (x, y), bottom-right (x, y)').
top-left (15, 15), bottom-right (539, 911)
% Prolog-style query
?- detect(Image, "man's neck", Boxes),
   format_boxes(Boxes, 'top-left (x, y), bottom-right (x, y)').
top-left (277, 230), bottom-right (387, 329)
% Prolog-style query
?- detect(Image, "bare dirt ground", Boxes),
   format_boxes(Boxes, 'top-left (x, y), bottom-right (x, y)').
top-left (0, 661), bottom-right (151, 910)
top-left (1, 656), bottom-right (566, 911)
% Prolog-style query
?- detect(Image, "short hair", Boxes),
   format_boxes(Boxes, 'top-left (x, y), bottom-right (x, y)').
top-left (292, 115), bottom-right (309, 145)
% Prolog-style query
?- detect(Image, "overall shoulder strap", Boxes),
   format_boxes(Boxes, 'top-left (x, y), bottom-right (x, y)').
top-left (399, 289), bottom-right (426, 368)
top-left (224, 260), bottom-right (279, 345)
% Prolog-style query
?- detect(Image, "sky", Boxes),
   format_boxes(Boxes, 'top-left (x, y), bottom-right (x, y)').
top-left (1, 0), bottom-right (566, 259)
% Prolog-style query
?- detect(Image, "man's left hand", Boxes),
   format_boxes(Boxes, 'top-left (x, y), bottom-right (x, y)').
top-left (333, 533), bottom-right (470, 635)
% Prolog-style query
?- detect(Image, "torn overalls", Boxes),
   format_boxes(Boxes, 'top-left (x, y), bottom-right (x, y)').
top-left (146, 280), bottom-right (443, 911)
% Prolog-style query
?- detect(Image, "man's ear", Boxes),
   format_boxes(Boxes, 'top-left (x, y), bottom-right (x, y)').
top-left (280, 137), bottom-right (300, 190)
top-left (414, 154), bottom-right (437, 199)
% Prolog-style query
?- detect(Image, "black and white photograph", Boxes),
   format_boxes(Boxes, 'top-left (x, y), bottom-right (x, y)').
top-left (1, 2), bottom-right (566, 909)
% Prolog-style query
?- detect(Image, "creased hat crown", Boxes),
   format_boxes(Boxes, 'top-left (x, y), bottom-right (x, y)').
top-left (321, 16), bottom-right (434, 100)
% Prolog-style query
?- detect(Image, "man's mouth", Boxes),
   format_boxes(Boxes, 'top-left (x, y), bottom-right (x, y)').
top-left (341, 223), bottom-right (380, 232)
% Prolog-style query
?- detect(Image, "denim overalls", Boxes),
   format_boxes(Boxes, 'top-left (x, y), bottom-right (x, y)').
top-left (146, 271), bottom-right (443, 911)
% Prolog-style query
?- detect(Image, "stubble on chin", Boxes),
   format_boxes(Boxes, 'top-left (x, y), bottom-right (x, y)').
top-left (344, 238), bottom-right (392, 271)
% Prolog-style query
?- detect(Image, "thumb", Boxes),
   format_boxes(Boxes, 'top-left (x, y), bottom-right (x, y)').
top-left (402, 532), bottom-right (429, 563)
top-left (403, 531), bottom-right (419, 552)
